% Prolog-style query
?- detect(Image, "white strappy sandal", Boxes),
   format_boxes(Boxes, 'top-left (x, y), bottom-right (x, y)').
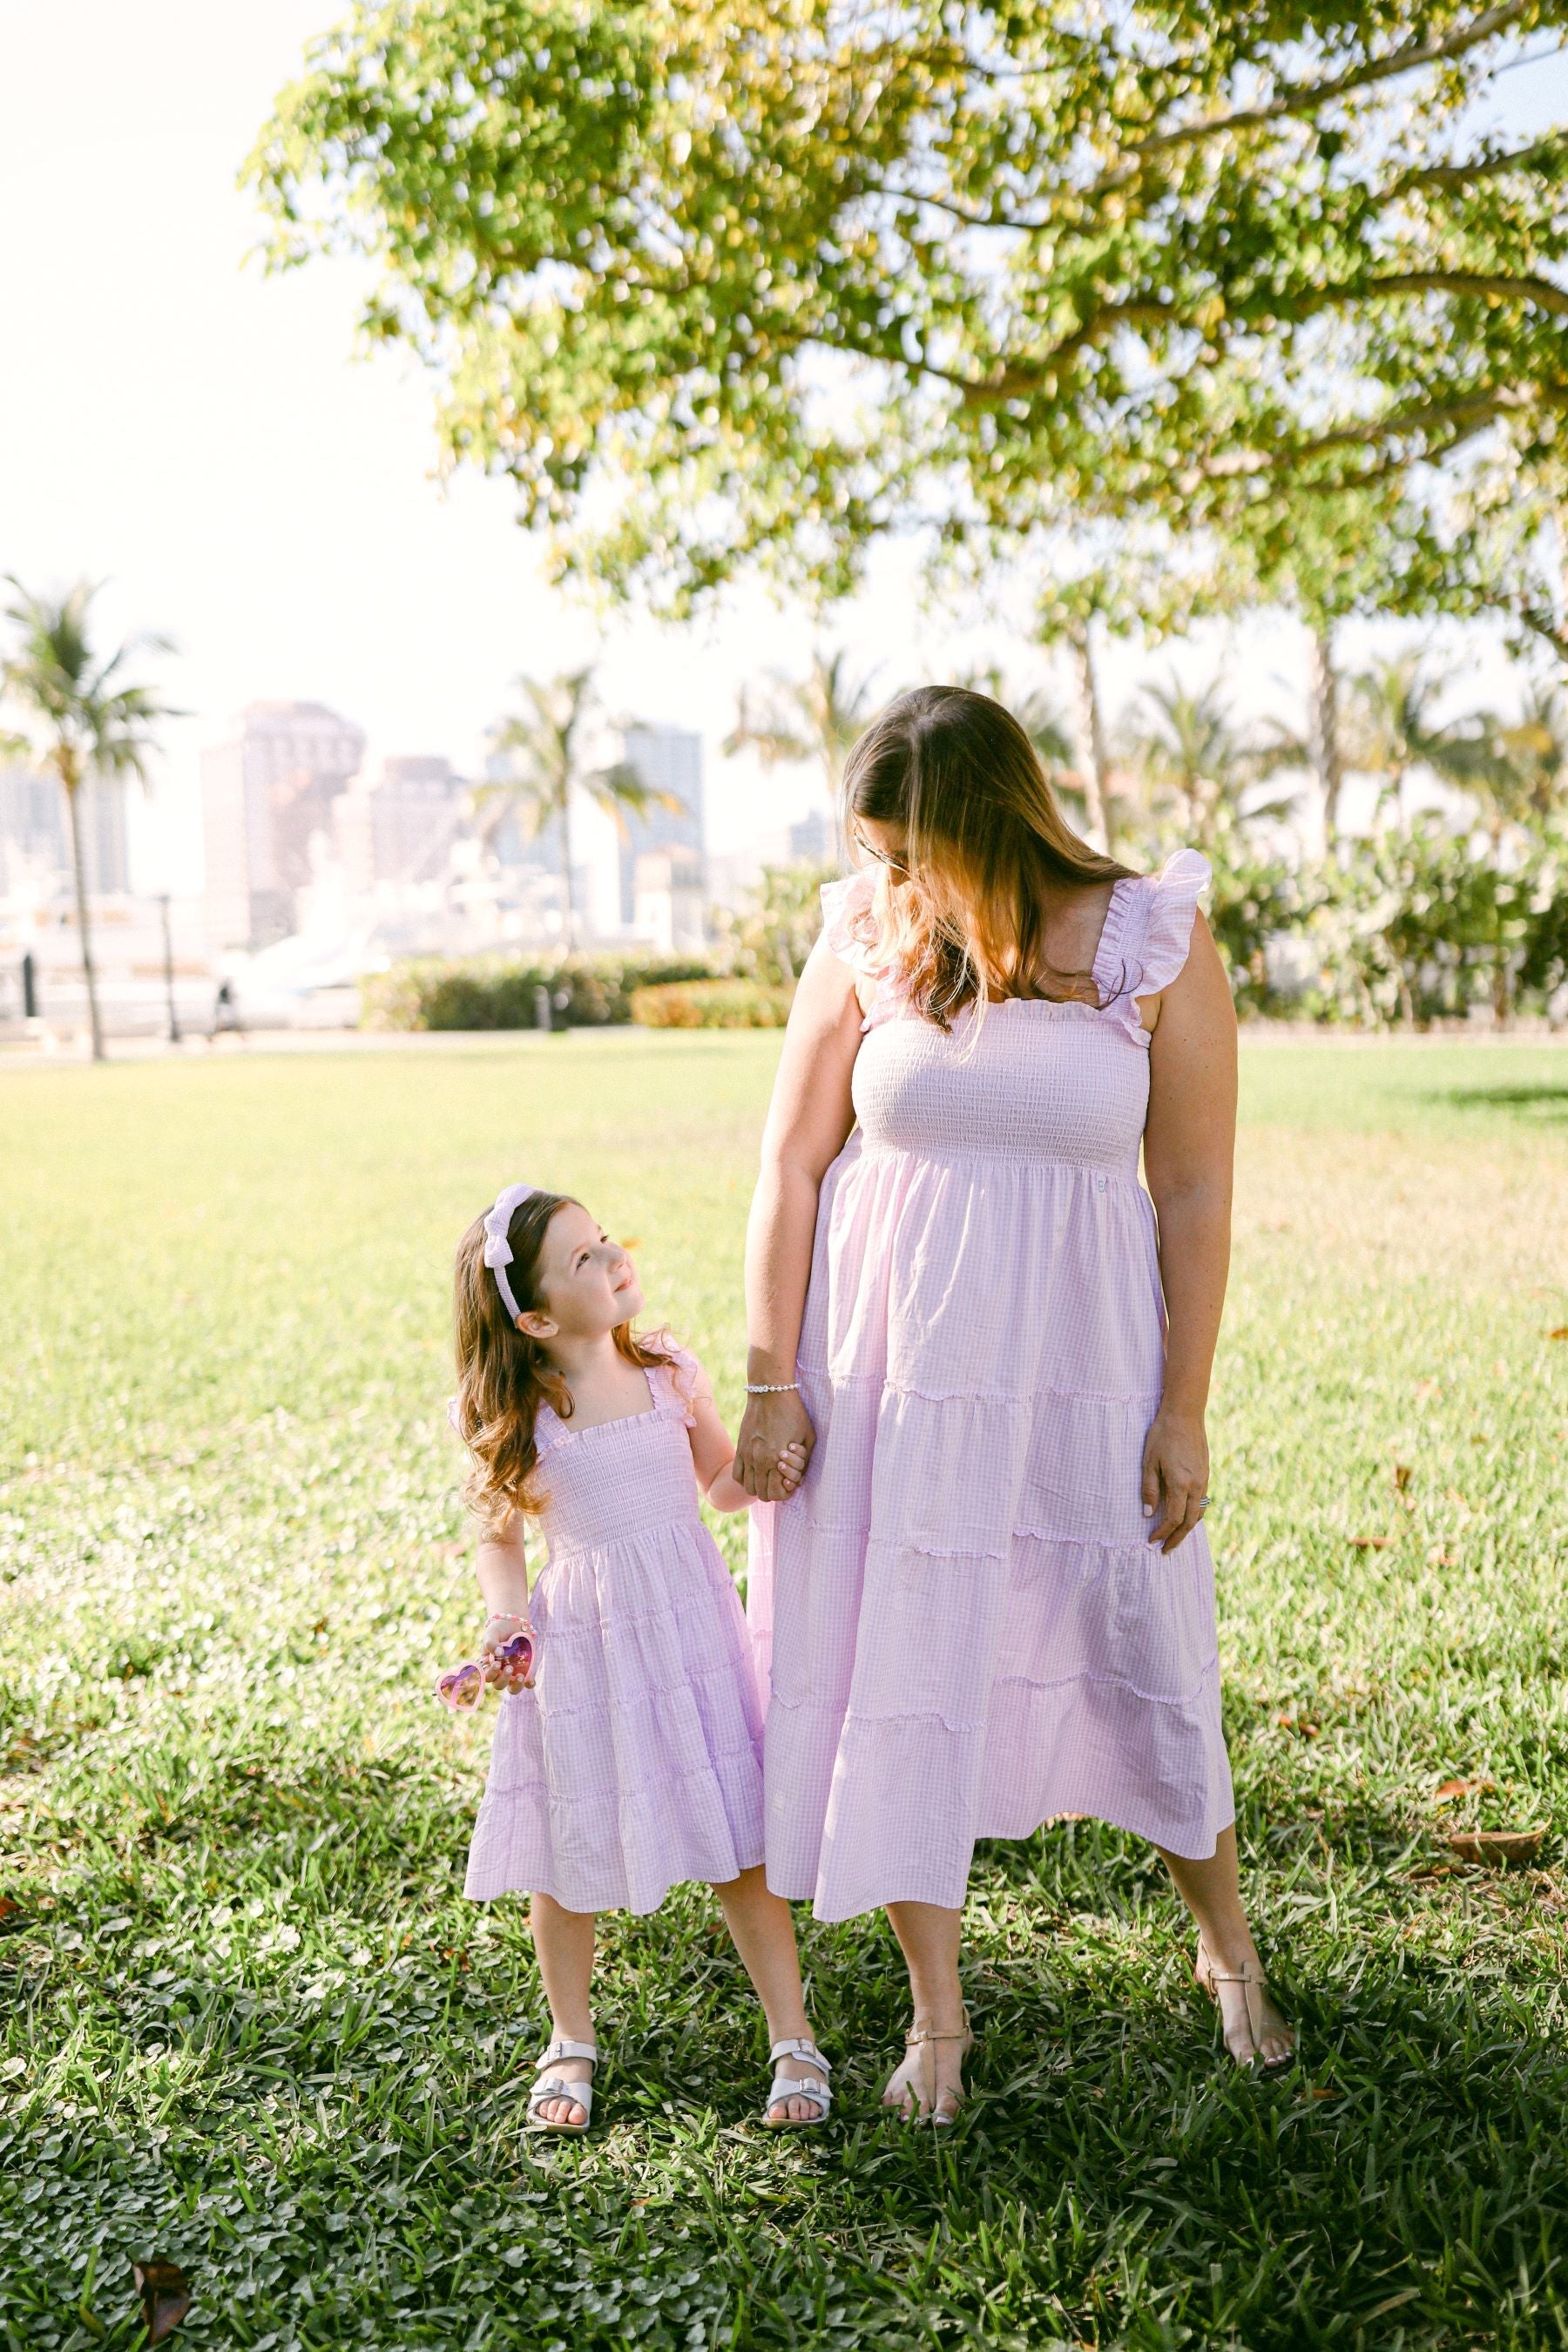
top-left (526, 2035), bottom-right (598, 2133)
top-left (761, 2035), bottom-right (832, 2129)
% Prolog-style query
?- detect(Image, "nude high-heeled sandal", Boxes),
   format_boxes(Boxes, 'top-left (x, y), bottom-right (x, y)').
top-left (1194, 1941), bottom-right (1294, 2074)
top-left (894, 2004), bottom-right (974, 2126)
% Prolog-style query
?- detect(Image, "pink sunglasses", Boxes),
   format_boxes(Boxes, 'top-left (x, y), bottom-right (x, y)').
top-left (436, 1629), bottom-right (535, 1710)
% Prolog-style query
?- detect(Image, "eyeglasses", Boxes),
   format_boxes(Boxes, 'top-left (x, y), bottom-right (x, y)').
top-left (852, 827), bottom-right (912, 876)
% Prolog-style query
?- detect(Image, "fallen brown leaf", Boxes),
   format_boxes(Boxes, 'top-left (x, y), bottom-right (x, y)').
top-left (1304, 2085), bottom-right (1337, 2100)
top-left (1348, 1534), bottom-right (1393, 1551)
top-left (1446, 1829), bottom-right (1544, 1867)
top-left (1393, 1463), bottom-right (1413, 1493)
top-left (132, 2260), bottom-right (192, 2346)
top-left (0, 1896), bottom-right (20, 1923)
top-left (1434, 1777), bottom-right (1494, 1802)
top-left (1548, 1327), bottom-right (1568, 1342)
top-left (1275, 1711), bottom-right (1321, 1738)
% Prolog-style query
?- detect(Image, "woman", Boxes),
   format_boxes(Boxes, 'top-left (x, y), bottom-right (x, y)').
top-left (734, 686), bottom-right (1293, 2123)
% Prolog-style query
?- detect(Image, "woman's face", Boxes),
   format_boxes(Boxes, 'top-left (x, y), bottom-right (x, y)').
top-left (854, 816), bottom-right (911, 877)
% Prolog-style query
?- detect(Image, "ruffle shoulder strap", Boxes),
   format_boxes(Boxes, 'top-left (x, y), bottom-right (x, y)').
top-left (819, 870), bottom-right (881, 977)
top-left (651, 1342), bottom-right (701, 1429)
top-left (1131, 848), bottom-right (1211, 998)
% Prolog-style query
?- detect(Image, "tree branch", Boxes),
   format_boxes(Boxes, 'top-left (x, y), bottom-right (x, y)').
top-left (1092, 3), bottom-right (1540, 180)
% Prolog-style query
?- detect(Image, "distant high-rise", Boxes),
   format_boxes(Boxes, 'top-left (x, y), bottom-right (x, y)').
top-left (335, 755), bottom-right (468, 895)
top-left (201, 702), bottom-right (366, 948)
top-left (0, 766), bottom-right (130, 899)
top-left (617, 726), bottom-right (704, 926)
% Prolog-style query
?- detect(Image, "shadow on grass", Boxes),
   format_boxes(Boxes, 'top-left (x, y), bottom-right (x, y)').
top-left (1429, 1079), bottom-right (1568, 1125)
top-left (10, 1767), bottom-right (1568, 2347)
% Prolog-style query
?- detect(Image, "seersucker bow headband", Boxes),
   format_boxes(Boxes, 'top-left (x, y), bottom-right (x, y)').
top-left (482, 1181), bottom-right (537, 1324)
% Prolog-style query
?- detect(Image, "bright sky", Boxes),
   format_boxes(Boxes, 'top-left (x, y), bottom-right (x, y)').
top-left (3, 4), bottom-right (1565, 895)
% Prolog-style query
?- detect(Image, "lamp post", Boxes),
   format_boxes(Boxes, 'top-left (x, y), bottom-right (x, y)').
top-left (157, 892), bottom-right (181, 1044)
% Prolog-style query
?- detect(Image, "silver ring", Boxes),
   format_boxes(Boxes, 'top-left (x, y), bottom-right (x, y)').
top-left (1198, 1495), bottom-right (1212, 1509)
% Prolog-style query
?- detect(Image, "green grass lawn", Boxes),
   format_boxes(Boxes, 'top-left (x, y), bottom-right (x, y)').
top-left (3, 1032), bottom-right (1568, 2351)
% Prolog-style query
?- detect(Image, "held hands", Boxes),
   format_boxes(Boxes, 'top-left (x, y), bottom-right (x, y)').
top-left (734, 1389), bottom-right (816, 1503)
top-left (1140, 1407), bottom-right (1211, 1554)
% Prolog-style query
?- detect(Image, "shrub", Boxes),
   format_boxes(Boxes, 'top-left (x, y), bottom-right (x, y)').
top-left (630, 978), bottom-right (795, 1029)
top-left (361, 952), bottom-right (716, 1031)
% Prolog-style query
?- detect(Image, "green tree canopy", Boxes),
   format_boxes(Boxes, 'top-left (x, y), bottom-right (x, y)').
top-left (253, 1), bottom-right (1568, 621)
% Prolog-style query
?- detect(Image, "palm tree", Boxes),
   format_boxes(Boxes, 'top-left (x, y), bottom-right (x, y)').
top-left (1124, 674), bottom-right (1298, 853)
top-left (479, 668), bottom-right (681, 946)
top-left (1, 578), bottom-right (179, 1062)
top-left (1343, 652), bottom-right (1477, 831)
top-left (1482, 686), bottom-right (1568, 839)
top-left (725, 647), bottom-right (884, 860)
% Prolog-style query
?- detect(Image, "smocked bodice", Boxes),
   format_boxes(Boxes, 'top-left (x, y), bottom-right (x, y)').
top-left (852, 1001), bottom-right (1149, 1174)
top-left (822, 849), bottom-right (1210, 1179)
top-left (534, 1359), bottom-right (703, 1560)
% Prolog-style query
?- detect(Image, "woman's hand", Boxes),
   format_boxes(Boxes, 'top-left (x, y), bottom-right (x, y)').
top-left (1140, 1407), bottom-right (1211, 1555)
top-left (733, 1389), bottom-right (816, 1502)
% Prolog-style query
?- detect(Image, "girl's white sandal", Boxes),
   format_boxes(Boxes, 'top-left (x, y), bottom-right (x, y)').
top-left (526, 2035), bottom-right (598, 2132)
top-left (761, 2036), bottom-right (832, 2129)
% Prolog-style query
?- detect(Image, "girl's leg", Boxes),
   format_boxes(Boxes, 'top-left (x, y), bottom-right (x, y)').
top-left (1156, 1825), bottom-right (1294, 2065)
top-left (712, 1865), bottom-right (822, 2123)
top-left (530, 1892), bottom-right (598, 2126)
top-left (882, 1900), bottom-right (970, 2121)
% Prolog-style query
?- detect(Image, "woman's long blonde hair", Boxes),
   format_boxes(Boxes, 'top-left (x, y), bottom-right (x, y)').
top-left (841, 686), bottom-right (1133, 1028)
top-left (452, 1190), bottom-right (678, 1533)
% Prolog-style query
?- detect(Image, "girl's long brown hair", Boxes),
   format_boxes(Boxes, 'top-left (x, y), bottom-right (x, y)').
top-left (841, 686), bottom-right (1134, 1028)
top-left (452, 1190), bottom-right (678, 1534)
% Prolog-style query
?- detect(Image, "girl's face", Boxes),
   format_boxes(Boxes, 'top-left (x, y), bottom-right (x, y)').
top-left (517, 1202), bottom-right (643, 1342)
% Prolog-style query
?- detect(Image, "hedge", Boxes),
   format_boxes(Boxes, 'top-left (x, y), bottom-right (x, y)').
top-left (629, 978), bottom-right (796, 1028)
top-left (360, 952), bottom-right (716, 1031)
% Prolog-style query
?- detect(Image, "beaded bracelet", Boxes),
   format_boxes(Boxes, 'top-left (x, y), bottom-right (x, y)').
top-left (745, 1382), bottom-right (801, 1394)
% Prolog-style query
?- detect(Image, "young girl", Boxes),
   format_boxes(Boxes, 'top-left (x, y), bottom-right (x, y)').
top-left (447, 1179), bottom-right (830, 2134)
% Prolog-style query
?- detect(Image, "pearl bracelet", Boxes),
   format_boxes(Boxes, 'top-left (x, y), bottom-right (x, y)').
top-left (745, 1381), bottom-right (801, 1394)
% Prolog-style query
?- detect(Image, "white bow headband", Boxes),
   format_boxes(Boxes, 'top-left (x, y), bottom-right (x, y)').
top-left (482, 1181), bottom-right (537, 1324)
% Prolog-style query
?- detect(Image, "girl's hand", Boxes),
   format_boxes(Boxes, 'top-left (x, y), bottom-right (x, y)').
top-left (734, 1389), bottom-right (816, 1501)
top-left (1140, 1407), bottom-right (1211, 1555)
top-left (480, 1613), bottom-right (535, 1690)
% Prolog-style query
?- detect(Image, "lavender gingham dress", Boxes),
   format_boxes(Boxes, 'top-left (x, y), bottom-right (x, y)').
top-left (747, 849), bottom-right (1234, 1922)
top-left (465, 1351), bottom-right (766, 1914)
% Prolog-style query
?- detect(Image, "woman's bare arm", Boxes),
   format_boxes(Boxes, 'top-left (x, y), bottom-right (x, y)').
top-left (733, 935), bottom-right (863, 1498)
top-left (1139, 912), bottom-right (1238, 1554)
top-left (681, 1356), bottom-right (806, 1511)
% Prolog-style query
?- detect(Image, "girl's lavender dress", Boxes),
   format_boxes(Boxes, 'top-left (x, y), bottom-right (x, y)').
top-left (748, 850), bottom-right (1234, 1923)
top-left (466, 1352), bottom-right (766, 1915)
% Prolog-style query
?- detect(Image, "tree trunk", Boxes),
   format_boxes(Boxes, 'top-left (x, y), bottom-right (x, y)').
top-left (1069, 624), bottom-right (1111, 854)
top-left (558, 789), bottom-right (575, 949)
top-left (1310, 626), bottom-right (1344, 850)
top-left (64, 775), bottom-right (105, 1062)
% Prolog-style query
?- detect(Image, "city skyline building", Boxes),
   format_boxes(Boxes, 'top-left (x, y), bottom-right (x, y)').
top-left (0, 765), bottom-right (130, 901)
top-left (617, 724), bottom-right (705, 927)
top-left (335, 754), bottom-right (470, 897)
top-left (201, 700), bottom-right (366, 948)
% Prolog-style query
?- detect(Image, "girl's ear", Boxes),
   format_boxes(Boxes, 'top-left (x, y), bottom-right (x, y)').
top-left (517, 1308), bottom-right (556, 1341)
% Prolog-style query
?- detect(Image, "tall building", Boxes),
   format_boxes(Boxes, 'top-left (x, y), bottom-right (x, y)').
top-left (335, 755), bottom-right (469, 896)
top-left (0, 766), bottom-right (130, 899)
top-left (201, 701), bottom-right (366, 948)
top-left (617, 725), bottom-right (704, 927)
